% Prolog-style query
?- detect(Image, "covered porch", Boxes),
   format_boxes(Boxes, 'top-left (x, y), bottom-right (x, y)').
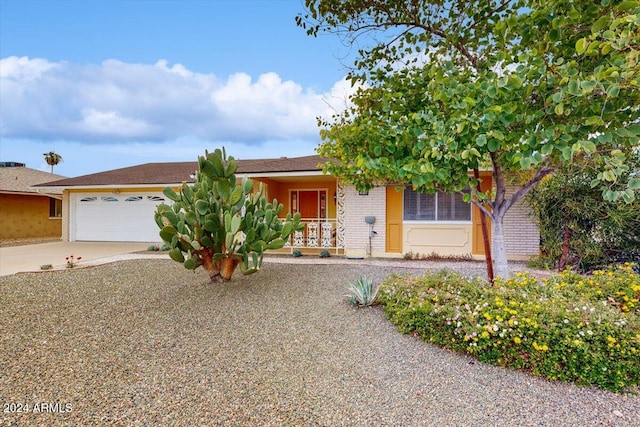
top-left (251, 174), bottom-right (345, 255)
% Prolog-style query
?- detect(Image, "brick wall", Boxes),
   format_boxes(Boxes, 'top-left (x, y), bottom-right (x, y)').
top-left (341, 183), bottom-right (539, 260)
top-left (343, 185), bottom-right (387, 258)
top-left (503, 185), bottom-right (540, 259)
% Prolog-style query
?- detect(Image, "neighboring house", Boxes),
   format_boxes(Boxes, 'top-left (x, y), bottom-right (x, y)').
top-left (0, 162), bottom-right (66, 240)
top-left (34, 155), bottom-right (539, 260)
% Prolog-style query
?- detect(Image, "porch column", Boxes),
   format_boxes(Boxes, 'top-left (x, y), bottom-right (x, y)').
top-left (336, 178), bottom-right (345, 250)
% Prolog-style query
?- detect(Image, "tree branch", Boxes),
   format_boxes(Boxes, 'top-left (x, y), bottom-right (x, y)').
top-left (504, 162), bottom-right (557, 212)
top-left (471, 199), bottom-right (494, 220)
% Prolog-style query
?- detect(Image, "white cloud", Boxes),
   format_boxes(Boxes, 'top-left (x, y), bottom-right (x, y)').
top-left (0, 56), bottom-right (60, 80)
top-left (211, 72), bottom-right (324, 140)
top-left (0, 56), bottom-right (354, 145)
top-left (79, 108), bottom-right (154, 137)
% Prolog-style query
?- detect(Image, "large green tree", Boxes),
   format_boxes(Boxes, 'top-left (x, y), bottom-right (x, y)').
top-left (298, 0), bottom-right (640, 278)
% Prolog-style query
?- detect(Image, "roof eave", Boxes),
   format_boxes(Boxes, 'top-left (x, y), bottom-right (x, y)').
top-left (41, 183), bottom-right (193, 191)
top-left (1, 189), bottom-right (62, 198)
top-left (239, 170), bottom-right (326, 178)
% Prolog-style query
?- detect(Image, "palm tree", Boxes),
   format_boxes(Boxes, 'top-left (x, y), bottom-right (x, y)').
top-left (43, 151), bottom-right (63, 173)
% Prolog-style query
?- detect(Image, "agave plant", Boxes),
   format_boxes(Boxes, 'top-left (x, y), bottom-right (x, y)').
top-left (346, 276), bottom-right (380, 307)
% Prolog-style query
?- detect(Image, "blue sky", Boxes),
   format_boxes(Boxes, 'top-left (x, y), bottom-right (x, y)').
top-left (0, 0), bottom-right (356, 177)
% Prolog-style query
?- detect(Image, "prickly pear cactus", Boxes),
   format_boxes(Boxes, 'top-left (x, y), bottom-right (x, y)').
top-left (154, 148), bottom-right (303, 282)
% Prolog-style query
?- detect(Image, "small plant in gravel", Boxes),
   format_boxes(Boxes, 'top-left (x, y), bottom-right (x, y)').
top-left (65, 255), bottom-right (82, 268)
top-left (320, 250), bottom-right (331, 258)
top-left (379, 264), bottom-right (640, 392)
top-left (292, 250), bottom-right (303, 257)
top-left (160, 244), bottom-right (170, 251)
top-left (346, 276), bottom-right (380, 307)
top-left (147, 245), bottom-right (160, 251)
top-left (40, 264), bottom-right (53, 270)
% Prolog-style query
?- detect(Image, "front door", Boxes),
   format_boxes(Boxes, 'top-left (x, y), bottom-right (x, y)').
top-left (299, 191), bottom-right (319, 219)
top-left (472, 175), bottom-right (492, 255)
top-left (291, 190), bottom-right (327, 219)
top-left (386, 186), bottom-right (403, 253)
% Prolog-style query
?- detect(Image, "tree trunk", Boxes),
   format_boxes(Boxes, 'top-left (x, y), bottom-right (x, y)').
top-left (558, 229), bottom-right (572, 271)
top-left (480, 208), bottom-right (494, 284)
top-left (220, 256), bottom-right (240, 281)
top-left (200, 250), bottom-right (241, 283)
top-left (487, 153), bottom-right (556, 280)
top-left (490, 154), bottom-right (510, 279)
top-left (474, 168), bottom-right (494, 284)
top-left (492, 214), bottom-right (510, 279)
top-left (201, 253), bottom-right (222, 282)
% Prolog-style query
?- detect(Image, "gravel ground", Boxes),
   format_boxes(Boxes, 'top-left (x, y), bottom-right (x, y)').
top-left (1, 259), bottom-right (638, 427)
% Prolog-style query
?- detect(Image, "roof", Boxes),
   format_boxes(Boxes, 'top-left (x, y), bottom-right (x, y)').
top-left (237, 155), bottom-right (325, 174)
top-left (0, 166), bottom-right (66, 195)
top-left (34, 155), bottom-right (325, 188)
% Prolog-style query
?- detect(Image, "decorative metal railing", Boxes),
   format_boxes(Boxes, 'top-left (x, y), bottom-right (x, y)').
top-left (285, 218), bottom-right (344, 254)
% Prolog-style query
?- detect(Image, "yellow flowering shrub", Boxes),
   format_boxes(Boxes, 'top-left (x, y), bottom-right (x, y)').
top-left (379, 265), bottom-right (640, 393)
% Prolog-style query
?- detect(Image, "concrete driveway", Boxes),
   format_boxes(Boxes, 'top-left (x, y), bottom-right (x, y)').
top-left (0, 242), bottom-right (157, 276)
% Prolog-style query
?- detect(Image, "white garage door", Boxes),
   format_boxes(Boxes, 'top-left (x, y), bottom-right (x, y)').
top-left (72, 193), bottom-right (167, 242)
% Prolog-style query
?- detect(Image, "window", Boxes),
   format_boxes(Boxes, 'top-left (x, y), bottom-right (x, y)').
top-left (101, 196), bottom-right (119, 202)
top-left (125, 196), bottom-right (143, 202)
top-left (403, 187), bottom-right (471, 222)
top-left (49, 198), bottom-right (62, 218)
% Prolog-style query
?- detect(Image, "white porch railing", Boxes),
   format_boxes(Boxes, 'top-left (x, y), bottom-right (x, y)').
top-left (285, 218), bottom-right (343, 254)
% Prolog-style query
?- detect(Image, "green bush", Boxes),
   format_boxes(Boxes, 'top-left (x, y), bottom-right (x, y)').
top-left (320, 250), bottom-right (331, 258)
top-left (292, 250), bottom-right (303, 257)
top-left (526, 153), bottom-right (640, 272)
top-left (379, 264), bottom-right (640, 392)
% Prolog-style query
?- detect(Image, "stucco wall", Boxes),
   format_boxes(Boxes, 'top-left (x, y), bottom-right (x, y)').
top-left (0, 194), bottom-right (62, 240)
top-left (343, 185), bottom-right (387, 258)
top-left (264, 180), bottom-right (337, 219)
top-left (62, 191), bottom-right (70, 241)
top-left (403, 223), bottom-right (472, 256)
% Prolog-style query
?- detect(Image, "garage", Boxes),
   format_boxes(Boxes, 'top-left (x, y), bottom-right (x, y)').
top-left (71, 192), bottom-right (166, 242)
